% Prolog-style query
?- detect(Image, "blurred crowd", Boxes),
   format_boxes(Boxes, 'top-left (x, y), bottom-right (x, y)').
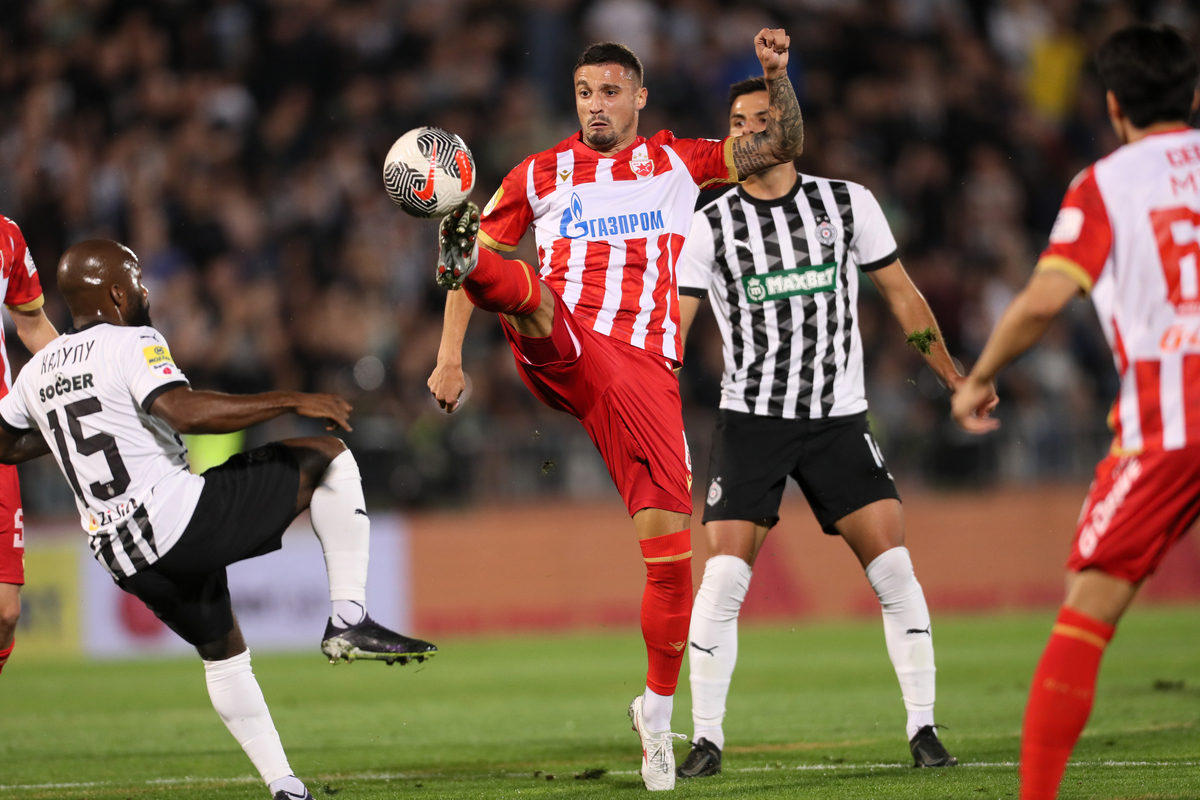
top-left (2, 0), bottom-right (1194, 513)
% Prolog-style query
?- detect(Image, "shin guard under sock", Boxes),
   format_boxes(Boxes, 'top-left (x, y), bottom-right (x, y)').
top-left (1020, 606), bottom-right (1114, 800)
top-left (688, 554), bottom-right (752, 750)
top-left (865, 546), bottom-right (937, 739)
top-left (204, 650), bottom-right (293, 786)
top-left (310, 450), bottom-right (370, 621)
top-left (639, 530), bottom-right (693, 697)
top-left (0, 638), bottom-right (12, 675)
top-left (463, 249), bottom-right (541, 315)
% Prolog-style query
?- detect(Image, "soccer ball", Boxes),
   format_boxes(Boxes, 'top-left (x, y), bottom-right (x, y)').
top-left (383, 127), bottom-right (476, 218)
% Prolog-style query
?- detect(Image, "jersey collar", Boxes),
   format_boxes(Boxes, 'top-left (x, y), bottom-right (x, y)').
top-left (736, 172), bottom-right (804, 209)
top-left (65, 320), bottom-right (113, 335)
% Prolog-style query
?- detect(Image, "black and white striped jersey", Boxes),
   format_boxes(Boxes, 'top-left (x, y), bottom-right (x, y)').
top-left (0, 323), bottom-right (203, 579)
top-left (678, 175), bottom-right (898, 419)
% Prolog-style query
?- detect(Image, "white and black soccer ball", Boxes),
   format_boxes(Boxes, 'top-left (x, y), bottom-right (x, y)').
top-left (383, 127), bottom-right (476, 218)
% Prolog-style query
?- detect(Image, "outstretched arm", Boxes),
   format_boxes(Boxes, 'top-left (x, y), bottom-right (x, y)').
top-left (11, 307), bottom-right (58, 354)
top-left (0, 428), bottom-right (50, 465)
top-left (150, 386), bottom-right (353, 434)
top-left (868, 260), bottom-right (961, 388)
top-left (730, 28), bottom-right (804, 179)
top-left (950, 270), bottom-right (1081, 433)
top-left (678, 295), bottom-right (703, 362)
top-left (428, 285), bottom-right (474, 413)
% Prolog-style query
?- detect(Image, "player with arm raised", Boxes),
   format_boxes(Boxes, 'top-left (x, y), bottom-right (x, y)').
top-left (951, 25), bottom-right (1200, 800)
top-left (0, 240), bottom-right (435, 800)
top-left (673, 78), bottom-right (962, 778)
top-left (0, 216), bottom-right (58, 676)
top-left (427, 30), bottom-right (802, 791)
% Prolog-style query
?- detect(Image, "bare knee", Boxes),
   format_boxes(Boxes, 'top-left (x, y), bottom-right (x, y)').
top-left (705, 520), bottom-right (769, 566)
top-left (196, 621), bottom-right (247, 662)
top-left (281, 436), bottom-right (347, 485)
top-left (0, 585), bottom-right (20, 640)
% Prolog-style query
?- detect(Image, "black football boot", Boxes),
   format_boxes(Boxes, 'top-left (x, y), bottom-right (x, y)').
top-left (320, 615), bottom-right (437, 666)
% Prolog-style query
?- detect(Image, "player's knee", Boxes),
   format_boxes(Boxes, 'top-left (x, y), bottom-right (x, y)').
top-left (283, 437), bottom-right (348, 486)
top-left (0, 597), bottom-right (21, 637)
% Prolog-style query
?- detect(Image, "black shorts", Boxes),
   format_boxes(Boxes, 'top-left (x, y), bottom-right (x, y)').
top-left (116, 443), bottom-right (302, 646)
top-left (701, 409), bottom-right (900, 534)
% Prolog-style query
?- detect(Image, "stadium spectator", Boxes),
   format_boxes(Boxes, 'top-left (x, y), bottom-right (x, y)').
top-left (0, 0), bottom-right (1192, 514)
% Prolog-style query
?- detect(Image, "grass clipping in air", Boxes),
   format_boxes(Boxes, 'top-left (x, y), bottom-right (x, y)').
top-left (906, 326), bottom-right (938, 355)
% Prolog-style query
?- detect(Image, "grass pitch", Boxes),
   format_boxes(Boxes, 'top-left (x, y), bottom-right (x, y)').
top-left (2, 608), bottom-right (1198, 799)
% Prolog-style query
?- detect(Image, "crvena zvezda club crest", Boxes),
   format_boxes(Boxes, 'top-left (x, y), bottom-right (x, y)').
top-left (631, 155), bottom-right (654, 177)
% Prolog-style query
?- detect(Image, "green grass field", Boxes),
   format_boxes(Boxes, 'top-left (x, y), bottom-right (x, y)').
top-left (2, 608), bottom-right (1198, 799)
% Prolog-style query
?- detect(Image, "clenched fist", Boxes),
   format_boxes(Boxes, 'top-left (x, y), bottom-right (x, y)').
top-left (755, 28), bottom-right (790, 79)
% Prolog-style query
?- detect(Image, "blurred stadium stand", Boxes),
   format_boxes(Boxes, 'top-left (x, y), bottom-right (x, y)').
top-left (2, 0), bottom-right (1194, 517)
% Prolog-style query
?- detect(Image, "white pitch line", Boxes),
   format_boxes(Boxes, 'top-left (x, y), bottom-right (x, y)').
top-left (3, 761), bottom-right (1199, 792)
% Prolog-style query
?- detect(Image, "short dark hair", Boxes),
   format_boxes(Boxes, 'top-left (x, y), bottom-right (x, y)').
top-left (574, 42), bottom-right (643, 86)
top-left (728, 77), bottom-right (767, 111)
top-left (1096, 24), bottom-right (1199, 128)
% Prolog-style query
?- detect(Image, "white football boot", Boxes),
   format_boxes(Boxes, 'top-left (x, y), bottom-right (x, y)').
top-left (628, 694), bottom-right (685, 791)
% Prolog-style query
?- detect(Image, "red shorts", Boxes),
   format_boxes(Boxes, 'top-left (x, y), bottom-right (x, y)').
top-left (500, 287), bottom-right (692, 516)
top-left (0, 465), bottom-right (24, 585)
top-left (1068, 446), bottom-right (1200, 583)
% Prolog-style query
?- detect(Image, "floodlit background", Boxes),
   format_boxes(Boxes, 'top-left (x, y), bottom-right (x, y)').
top-left (3, 0), bottom-right (1200, 655)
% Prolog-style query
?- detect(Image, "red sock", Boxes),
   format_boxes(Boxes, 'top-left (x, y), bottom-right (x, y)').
top-left (639, 530), bottom-right (692, 695)
top-left (463, 249), bottom-right (541, 315)
top-left (1020, 606), bottom-right (1115, 800)
top-left (0, 637), bottom-right (13, 675)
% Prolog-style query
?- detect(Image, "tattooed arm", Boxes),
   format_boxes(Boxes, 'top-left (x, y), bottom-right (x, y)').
top-left (731, 28), bottom-right (804, 179)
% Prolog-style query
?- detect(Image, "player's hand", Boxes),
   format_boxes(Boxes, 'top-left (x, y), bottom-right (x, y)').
top-left (428, 361), bottom-right (466, 413)
top-left (950, 375), bottom-right (1000, 434)
top-left (755, 28), bottom-right (790, 78)
top-left (295, 393), bottom-right (353, 432)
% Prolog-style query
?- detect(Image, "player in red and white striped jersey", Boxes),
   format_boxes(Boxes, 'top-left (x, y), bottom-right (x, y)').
top-left (951, 25), bottom-right (1200, 800)
top-left (429, 31), bottom-right (803, 790)
top-left (0, 217), bottom-right (60, 675)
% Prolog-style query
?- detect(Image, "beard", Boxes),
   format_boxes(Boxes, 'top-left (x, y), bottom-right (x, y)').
top-left (126, 294), bottom-right (153, 328)
top-left (582, 115), bottom-right (624, 149)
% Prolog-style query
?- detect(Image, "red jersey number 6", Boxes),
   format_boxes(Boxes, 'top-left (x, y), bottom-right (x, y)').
top-left (1150, 206), bottom-right (1200, 312)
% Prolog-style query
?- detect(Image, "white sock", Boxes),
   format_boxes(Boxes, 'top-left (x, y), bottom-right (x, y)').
top-left (203, 650), bottom-right (293, 785)
top-left (864, 546), bottom-right (936, 741)
top-left (642, 687), bottom-right (673, 732)
top-left (268, 775), bottom-right (307, 798)
top-left (310, 450), bottom-right (370, 618)
top-left (688, 554), bottom-right (752, 751)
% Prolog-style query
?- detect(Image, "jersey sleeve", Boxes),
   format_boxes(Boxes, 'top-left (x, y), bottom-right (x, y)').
top-left (1035, 166), bottom-right (1111, 294)
top-left (0, 380), bottom-right (33, 434)
top-left (668, 134), bottom-right (741, 189)
top-left (0, 218), bottom-right (44, 311)
top-left (121, 328), bottom-right (190, 412)
top-left (478, 158), bottom-right (535, 252)
top-left (677, 210), bottom-right (717, 298)
top-left (847, 185), bottom-right (899, 272)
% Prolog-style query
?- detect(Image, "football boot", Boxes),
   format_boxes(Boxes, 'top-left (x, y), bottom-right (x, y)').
top-left (320, 615), bottom-right (437, 666)
top-left (436, 201), bottom-right (480, 290)
top-left (909, 725), bottom-right (958, 767)
top-left (272, 788), bottom-right (313, 800)
top-left (676, 737), bottom-right (722, 778)
top-left (628, 694), bottom-right (686, 791)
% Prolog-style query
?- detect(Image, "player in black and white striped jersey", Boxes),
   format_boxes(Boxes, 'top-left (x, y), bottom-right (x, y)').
top-left (675, 78), bottom-right (966, 777)
top-left (0, 240), bottom-right (436, 800)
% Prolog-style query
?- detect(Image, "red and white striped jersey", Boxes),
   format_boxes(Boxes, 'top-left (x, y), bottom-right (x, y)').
top-left (1038, 126), bottom-right (1200, 454)
top-left (0, 217), bottom-right (46, 398)
top-left (479, 130), bottom-right (738, 362)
